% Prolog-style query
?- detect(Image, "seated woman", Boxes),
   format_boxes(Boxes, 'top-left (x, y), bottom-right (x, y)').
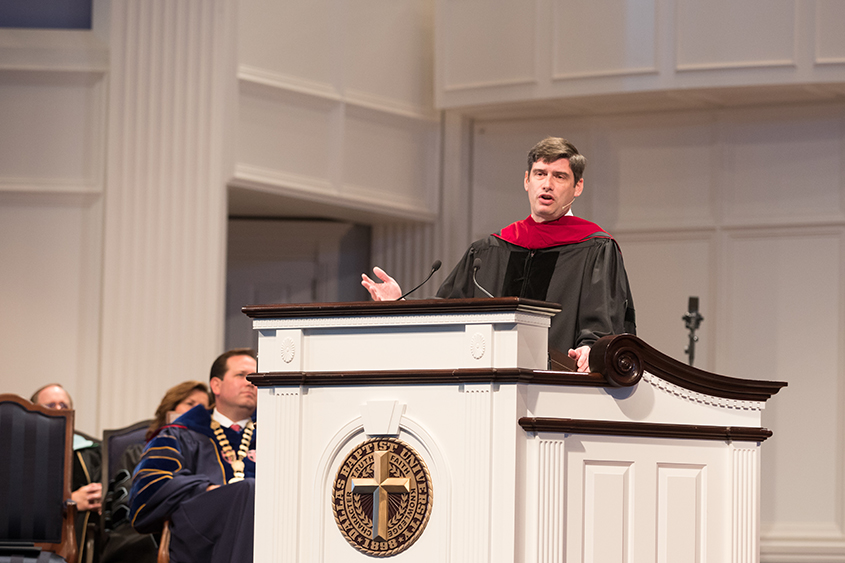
top-left (101, 381), bottom-right (212, 563)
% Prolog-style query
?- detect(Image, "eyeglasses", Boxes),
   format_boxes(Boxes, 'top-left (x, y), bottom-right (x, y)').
top-left (42, 402), bottom-right (70, 410)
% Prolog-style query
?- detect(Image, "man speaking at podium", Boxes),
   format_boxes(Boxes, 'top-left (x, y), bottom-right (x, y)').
top-left (362, 137), bottom-right (636, 372)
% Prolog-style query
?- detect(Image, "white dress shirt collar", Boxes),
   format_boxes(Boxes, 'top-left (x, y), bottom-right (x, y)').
top-left (212, 408), bottom-right (250, 429)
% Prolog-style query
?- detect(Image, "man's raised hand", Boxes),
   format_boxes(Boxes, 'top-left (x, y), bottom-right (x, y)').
top-left (361, 267), bottom-right (403, 301)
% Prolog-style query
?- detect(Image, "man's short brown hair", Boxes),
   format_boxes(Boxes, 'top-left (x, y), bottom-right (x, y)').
top-left (527, 137), bottom-right (587, 184)
top-left (209, 348), bottom-right (257, 381)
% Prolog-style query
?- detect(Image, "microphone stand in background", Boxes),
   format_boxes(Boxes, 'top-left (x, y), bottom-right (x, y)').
top-left (682, 296), bottom-right (704, 366)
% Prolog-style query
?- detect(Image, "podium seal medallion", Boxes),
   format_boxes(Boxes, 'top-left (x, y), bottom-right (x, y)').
top-left (332, 437), bottom-right (433, 557)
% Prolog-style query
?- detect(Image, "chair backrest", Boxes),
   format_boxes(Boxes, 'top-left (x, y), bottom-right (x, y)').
top-left (0, 394), bottom-right (77, 562)
top-left (102, 419), bottom-right (152, 484)
top-left (100, 419), bottom-right (153, 538)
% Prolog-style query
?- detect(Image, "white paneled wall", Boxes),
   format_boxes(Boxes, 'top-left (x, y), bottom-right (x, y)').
top-left (0, 194), bottom-right (103, 433)
top-left (551, 0), bottom-right (658, 79)
top-left (619, 232), bottom-right (715, 367)
top-left (675, 0), bottom-right (796, 70)
top-left (726, 229), bottom-right (841, 525)
top-left (233, 0), bottom-right (440, 223)
top-left (436, 0), bottom-right (845, 107)
top-left (0, 30), bottom-right (107, 433)
top-left (816, 0), bottom-right (845, 65)
top-left (721, 107), bottom-right (844, 225)
top-left (0, 70), bottom-right (105, 193)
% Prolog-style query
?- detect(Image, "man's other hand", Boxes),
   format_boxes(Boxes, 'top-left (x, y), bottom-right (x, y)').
top-left (568, 345), bottom-right (591, 373)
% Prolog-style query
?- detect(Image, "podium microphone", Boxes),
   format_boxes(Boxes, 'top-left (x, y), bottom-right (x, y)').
top-left (398, 260), bottom-right (442, 300)
top-left (472, 258), bottom-right (494, 298)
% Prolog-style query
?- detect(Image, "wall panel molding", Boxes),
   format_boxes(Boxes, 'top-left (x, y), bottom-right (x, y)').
top-left (437, 0), bottom-right (537, 94)
top-left (0, 28), bottom-right (108, 72)
top-left (344, 87), bottom-right (440, 122)
top-left (719, 104), bottom-right (845, 225)
top-left (0, 69), bottom-right (107, 194)
top-left (582, 461), bottom-right (634, 561)
top-left (814, 1), bottom-right (845, 65)
top-left (239, 65), bottom-right (439, 121)
top-left (761, 522), bottom-right (845, 562)
top-left (674, 0), bottom-right (796, 72)
top-left (0, 178), bottom-right (102, 195)
top-left (239, 64), bottom-right (341, 103)
top-left (231, 164), bottom-right (437, 223)
top-left (551, 0), bottom-right (658, 81)
top-left (657, 463), bottom-right (705, 563)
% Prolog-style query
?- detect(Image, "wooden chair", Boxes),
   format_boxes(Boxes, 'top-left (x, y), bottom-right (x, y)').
top-left (100, 419), bottom-right (152, 533)
top-left (100, 419), bottom-right (176, 563)
top-left (99, 419), bottom-right (158, 563)
top-left (102, 419), bottom-right (152, 487)
top-left (0, 394), bottom-right (78, 563)
top-left (156, 522), bottom-right (170, 563)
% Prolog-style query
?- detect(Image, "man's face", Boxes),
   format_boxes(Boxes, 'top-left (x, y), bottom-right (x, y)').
top-left (35, 385), bottom-right (72, 410)
top-left (210, 355), bottom-right (257, 418)
top-left (524, 158), bottom-right (583, 222)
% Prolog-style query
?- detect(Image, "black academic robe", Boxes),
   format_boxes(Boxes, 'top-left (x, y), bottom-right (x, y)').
top-left (72, 437), bottom-right (102, 563)
top-left (436, 234), bottom-right (636, 353)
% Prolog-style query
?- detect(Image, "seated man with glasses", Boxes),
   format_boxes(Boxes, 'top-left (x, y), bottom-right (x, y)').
top-left (31, 383), bottom-right (103, 562)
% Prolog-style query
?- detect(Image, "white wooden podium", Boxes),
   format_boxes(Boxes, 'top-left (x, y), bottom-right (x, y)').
top-left (244, 298), bottom-right (785, 563)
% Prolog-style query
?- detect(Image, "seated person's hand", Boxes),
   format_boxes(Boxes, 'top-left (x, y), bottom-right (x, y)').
top-left (72, 482), bottom-right (103, 513)
top-left (361, 267), bottom-right (403, 301)
top-left (568, 345), bottom-right (591, 373)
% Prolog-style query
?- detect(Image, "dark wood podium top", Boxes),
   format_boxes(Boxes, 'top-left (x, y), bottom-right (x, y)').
top-left (242, 297), bottom-right (562, 319)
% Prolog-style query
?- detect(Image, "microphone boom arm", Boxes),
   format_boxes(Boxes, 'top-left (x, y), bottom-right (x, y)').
top-left (398, 260), bottom-right (442, 300)
top-left (472, 258), bottom-right (494, 298)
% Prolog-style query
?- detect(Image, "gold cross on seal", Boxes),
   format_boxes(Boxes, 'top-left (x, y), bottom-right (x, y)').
top-left (351, 450), bottom-right (410, 541)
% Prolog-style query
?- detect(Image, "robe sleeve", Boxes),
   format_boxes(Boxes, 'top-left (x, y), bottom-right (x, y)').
top-left (435, 246), bottom-right (476, 299)
top-left (572, 238), bottom-right (636, 349)
top-left (129, 429), bottom-right (214, 534)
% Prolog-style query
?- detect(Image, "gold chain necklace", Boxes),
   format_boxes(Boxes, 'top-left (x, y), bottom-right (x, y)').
top-left (211, 419), bottom-right (255, 484)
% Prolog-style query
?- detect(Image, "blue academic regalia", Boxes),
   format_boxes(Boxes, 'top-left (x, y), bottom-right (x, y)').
top-left (129, 405), bottom-right (257, 563)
